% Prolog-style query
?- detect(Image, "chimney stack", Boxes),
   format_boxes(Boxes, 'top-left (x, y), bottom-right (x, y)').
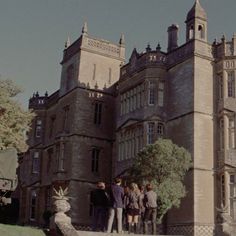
top-left (167, 24), bottom-right (179, 52)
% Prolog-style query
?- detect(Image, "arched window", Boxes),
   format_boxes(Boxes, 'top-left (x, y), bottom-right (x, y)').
top-left (189, 25), bottom-right (194, 39)
top-left (198, 25), bottom-right (205, 39)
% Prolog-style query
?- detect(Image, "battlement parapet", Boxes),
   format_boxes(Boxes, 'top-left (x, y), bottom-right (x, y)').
top-left (81, 35), bottom-right (125, 60)
top-left (120, 50), bottom-right (167, 79)
top-left (62, 34), bottom-right (125, 64)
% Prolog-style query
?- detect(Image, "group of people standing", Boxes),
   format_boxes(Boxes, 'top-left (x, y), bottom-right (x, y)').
top-left (90, 178), bottom-right (157, 234)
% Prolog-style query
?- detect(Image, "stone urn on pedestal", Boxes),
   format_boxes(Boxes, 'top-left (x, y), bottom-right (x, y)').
top-left (50, 187), bottom-right (78, 236)
top-left (216, 204), bottom-right (234, 236)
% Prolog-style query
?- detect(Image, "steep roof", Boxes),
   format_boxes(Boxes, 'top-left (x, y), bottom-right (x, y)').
top-left (186, 0), bottom-right (207, 22)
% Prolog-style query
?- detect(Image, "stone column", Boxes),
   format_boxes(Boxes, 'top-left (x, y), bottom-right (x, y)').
top-left (223, 70), bottom-right (228, 99)
top-left (234, 70), bottom-right (236, 98)
top-left (234, 115), bottom-right (236, 150)
top-left (225, 171), bottom-right (230, 212)
top-left (224, 114), bottom-right (229, 151)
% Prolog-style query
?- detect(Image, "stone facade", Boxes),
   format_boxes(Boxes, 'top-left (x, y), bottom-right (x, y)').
top-left (18, 1), bottom-right (236, 235)
top-left (18, 25), bottom-right (125, 227)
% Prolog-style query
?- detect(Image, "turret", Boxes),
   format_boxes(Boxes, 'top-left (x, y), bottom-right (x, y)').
top-left (185, 0), bottom-right (207, 42)
top-left (167, 24), bottom-right (179, 52)
top-left (29, 91), bottom-right (48, 109)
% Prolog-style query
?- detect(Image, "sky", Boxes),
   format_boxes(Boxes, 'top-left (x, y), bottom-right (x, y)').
top-left (1, 0), bottom-right (236, 108)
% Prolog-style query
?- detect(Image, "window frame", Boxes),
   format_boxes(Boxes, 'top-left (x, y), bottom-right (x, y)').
top-left (148, 81), bottom-right (155, 105)
top-left (147, 122), bottom-right (155, 145)
top-left (229, 117), bottom-right (235, 149)
top-left (229, 174), bottom-right (236, 220)
top-left (91, 148), bottom-right (100, 173)
top-left (228, 71), bottom-right (235, 98)
top-left (32, 151), bottom-right (40, 174)
top-left (158, 81), bottom-right (164, 107)
top-left (35, 118), bottom-right (42, 138)
top-left (94, 102), bottom-right (102, 125)
top-left (157, 123), bottom-right (164, 138)
top-left (30, 190), bottom-right (37, 220)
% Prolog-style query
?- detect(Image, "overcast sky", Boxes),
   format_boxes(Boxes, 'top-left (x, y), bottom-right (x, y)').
top-left (1, 0), bottom-right (236, 107)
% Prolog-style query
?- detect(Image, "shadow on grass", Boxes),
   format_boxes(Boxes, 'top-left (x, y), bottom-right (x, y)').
top-left (0, 223), bottom-right (46, 236)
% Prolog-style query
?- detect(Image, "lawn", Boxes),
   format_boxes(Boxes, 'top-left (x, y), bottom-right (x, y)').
top-left (0, 223), bottom-right (46, 236)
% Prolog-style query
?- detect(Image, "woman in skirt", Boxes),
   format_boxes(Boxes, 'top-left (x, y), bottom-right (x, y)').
top-left (126, 183), bottom-right (141, 234)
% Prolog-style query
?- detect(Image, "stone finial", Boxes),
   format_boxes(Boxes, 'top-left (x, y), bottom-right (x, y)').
top-left (45, 91), bottom-right (48, 97)
top-left (156, 42), bottom-right (161, 51)
top-left (82, 21), bottom-right (88, 35)
top-left (35, 91), bottom-right (39, 97)
top-left (119, 33), bottom-right (125, 45)
top-left (146, 43), bottom-right (151, 52)
top-left (213, 38), bottom-right (218, 45)
top-left (221, 34), bottom-right (226, 42)
top-left (94, 82), bottom-right (98, 90)
top-left (65, 37), bottom-right (71, 49)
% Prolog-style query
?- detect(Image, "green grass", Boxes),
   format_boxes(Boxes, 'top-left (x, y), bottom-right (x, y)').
top-left (0, 223), bottom-right (46, 236)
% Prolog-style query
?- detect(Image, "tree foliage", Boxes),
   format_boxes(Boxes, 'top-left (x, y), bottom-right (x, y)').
top-left (0, 79), bottom-right (34, 152)
top-left (127, 138), bottom-right (192, 223)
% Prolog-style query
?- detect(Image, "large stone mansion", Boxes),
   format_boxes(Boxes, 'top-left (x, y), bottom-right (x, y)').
top-left (18, 1), bottom-right (236, 235)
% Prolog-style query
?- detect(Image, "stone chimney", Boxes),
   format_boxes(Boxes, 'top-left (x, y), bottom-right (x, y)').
top-left (167, 24), bottom-right (179, 52)
top-left (233, 33), bottom-right (236, 56)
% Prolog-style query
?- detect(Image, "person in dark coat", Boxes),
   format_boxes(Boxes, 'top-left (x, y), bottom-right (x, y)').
top-left (90, 181), bottom-right (109, 231)
top-left (106, 178), bottom-right (124, 233)
top-left (123, 185), bottom-right (130, 232)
